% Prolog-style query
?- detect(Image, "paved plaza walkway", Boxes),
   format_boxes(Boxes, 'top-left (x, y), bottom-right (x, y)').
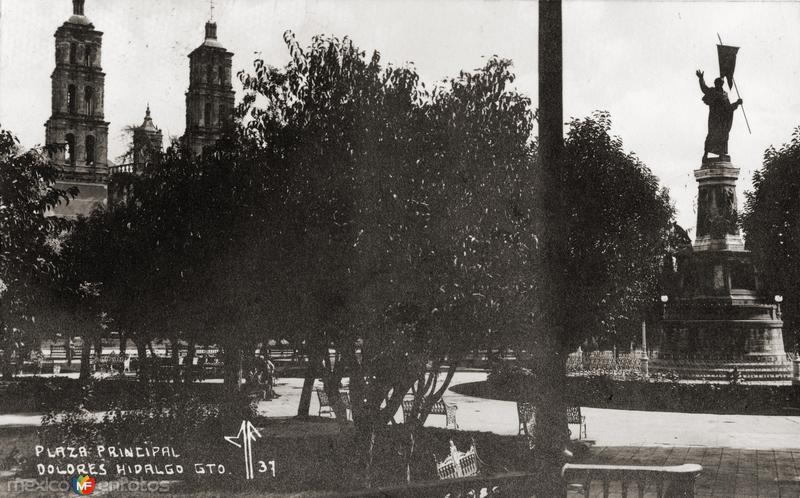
top-left (577, 446), bottom-right (800, 498)
top-left (248, 371), bottom-right (800, 449)
top-left (3, 371), bottom-right (800, 449)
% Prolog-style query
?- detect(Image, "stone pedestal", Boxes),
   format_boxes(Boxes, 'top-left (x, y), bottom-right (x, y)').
top-left (651, 158), bottom-right (791, 381)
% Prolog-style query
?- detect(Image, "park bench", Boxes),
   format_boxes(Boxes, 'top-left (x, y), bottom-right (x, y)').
top-left (334, 463), bottom-right (703, 497)
top-left (562, 462), bottom-right (703, 498)
top-left (316, 388), bottom-right (351, 419)
top-left (517, 401), bottom-right (535, 435)
top-left (46, 345), bottom-right (68, 362)
top-left (402, 398), bottom-right (458, 429)
top-left (516, 402), bottom-right (587, 440)
top-left (567, 406), bottom-right (588, 440)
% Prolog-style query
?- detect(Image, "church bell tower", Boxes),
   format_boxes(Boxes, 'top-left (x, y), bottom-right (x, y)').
top-left (45, 0), bottom-right (109, 217)
top-left (183, 19), bottom-right (235, 157)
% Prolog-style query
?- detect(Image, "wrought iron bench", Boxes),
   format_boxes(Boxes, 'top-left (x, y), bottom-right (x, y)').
top-left (331, 472), bottom-right (537, 497)
top-left (517, 401), bottom-right (535, 435)
top-left (327, 464), bottom-right (703, 498)
top-left (330, 463), bottom-right (702, 497)
top-left (435, 440), bottom-right (479, 480)
top-left (402, 398), bottom-right (458, 429)
top-left (315, 388), bottom-right (351, 419)
top-left (567, 406), bottom-right (587, 440)
top-left (516, 402), bottom-right (587, 439)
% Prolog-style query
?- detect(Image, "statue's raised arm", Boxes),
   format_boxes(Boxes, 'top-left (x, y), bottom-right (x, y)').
top-left (696, 69), bottom-right (709, 94)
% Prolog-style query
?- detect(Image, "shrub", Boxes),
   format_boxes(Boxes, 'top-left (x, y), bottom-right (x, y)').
top-left (34, 388), bottom-right (258, 477)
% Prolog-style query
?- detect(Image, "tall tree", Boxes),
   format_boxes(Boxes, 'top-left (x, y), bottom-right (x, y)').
top-left (239, 33), bottom-right (538, 485)
top-left (533, 114), bottom-right (675, 496)
top-left (742, 127), bottom-right (800, 350)
top-left (0, 128), bottom-right (74, 379)
top-left (559, 112), bottom-right (675, 349)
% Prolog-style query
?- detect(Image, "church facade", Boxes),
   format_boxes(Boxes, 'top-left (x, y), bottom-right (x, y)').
top-left (45, 0), bottom-right (234, 217)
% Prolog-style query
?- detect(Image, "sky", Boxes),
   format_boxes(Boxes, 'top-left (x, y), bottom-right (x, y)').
top-left (1, 0), bottom-right (799, 235)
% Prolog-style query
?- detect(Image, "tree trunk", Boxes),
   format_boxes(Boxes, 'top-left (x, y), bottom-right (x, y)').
top-left (185, 338), bottom-right (196, 383)
top-left (537, 0), bottom-right (566, 495)
top-left (297, 374), bottom-right (315, 417)
top-left (223, 345), bottom-right (243, 392)
top-left (297, 347), bottom-right (320, 417)
top-left (533, 341), bottom-right (569, 498)
top-left (79, 336), bottom-right (92, 380)
top-left (66, 338), bottom-right (73, 367)
top-left (94, 337), bottom-right (102, 360)
top-left (321, 349), bottom-right (348, 421)
top-left (1, 329), bottom-right (14, 380)
top-left (1, 304), bottom-right (15, 379)
top-left (322, 377), bottom-right (349, 421)
top-left (170, 336), bottom-right (181, 383)
top-left (361, 427), bottom-right (376, 489)
top-left (136, 337), bottom-right (149, 383)
top-left (404, 424), bottom-right (419, 483)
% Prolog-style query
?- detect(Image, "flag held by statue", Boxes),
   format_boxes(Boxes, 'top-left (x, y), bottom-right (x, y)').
top-left (717, 44), bottom-right (739, 89)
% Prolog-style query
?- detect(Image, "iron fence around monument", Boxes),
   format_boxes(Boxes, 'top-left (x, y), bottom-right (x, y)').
top-left (567, 350), bottom-right (796, 382)
top-left (566, 351), bottom-right (643, 379)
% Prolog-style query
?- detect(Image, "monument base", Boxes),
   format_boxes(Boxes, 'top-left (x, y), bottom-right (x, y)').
top-left (652, 300), bottom-right (791, 382)
top-left (656, 155), bottom-right (792, 382)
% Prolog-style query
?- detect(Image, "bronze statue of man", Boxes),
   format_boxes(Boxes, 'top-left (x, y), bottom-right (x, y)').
top-left (696, 69), bottom-right (743, 161)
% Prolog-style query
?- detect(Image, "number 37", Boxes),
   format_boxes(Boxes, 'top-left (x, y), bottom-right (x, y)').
top-left (257, 460), bottom-right (276, 477)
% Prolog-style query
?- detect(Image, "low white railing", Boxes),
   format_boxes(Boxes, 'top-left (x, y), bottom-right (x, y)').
top-left (563, 463), bottom-right (703, 498)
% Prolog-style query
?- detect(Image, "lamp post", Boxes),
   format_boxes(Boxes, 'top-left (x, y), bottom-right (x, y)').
top-left (640, 319), bottom-right (649, 378)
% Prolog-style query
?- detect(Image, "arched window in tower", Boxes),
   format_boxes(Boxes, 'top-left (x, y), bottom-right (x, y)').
top-left (85, 135), bottom-right (96, 165)
top-left (69, 43), bottom-right (77, 64)
top-left (65, 134), bottom-right (76, 166)
top-left (85, 45), bottom-right (94, 66)
top-left (204, 103), bottom-right (212, 126)
top-left (67, 85), bottom-right (77, 114)
top-left (84, 86), bottom-right (95, 115)
top-left (218, 65), bottom-right (225, 85)
top-left (206, 65), bottom-right (214, 85)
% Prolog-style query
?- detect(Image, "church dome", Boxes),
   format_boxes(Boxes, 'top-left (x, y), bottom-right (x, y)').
top-left (66, 14), bottom-right (91, 26)
top-left (139, 105), bottom-right (159, 132)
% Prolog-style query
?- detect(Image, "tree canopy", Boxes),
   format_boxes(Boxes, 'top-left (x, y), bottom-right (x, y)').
top-left (554, 112), bottom-right (676, 350)
top-left (742, 127), bottom-right (800, 350)
top-left (0, 127), bottom-right (74, 378)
